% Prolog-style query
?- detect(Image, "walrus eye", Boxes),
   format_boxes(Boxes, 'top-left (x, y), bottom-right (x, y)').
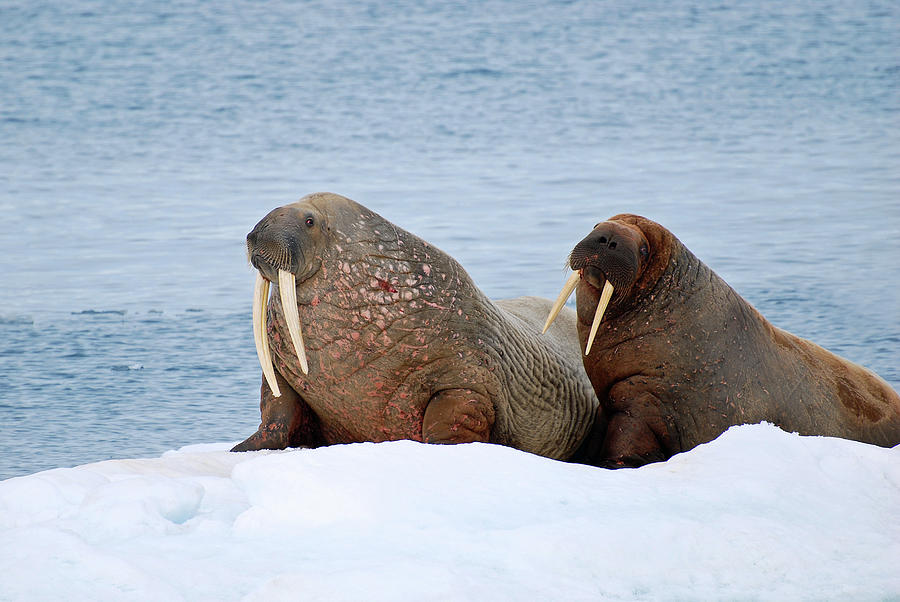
top-left (305, 216), bottom-right (315, 227)
top-left (640, 245), bottom-right (648, 258)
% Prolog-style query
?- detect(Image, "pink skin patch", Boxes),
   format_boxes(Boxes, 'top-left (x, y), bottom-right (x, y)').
top-left (375, 277), bottom-right (398, 293)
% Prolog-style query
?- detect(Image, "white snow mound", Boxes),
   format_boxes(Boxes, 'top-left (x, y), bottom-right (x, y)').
top-left (1, 423), bottom-right (898, 601)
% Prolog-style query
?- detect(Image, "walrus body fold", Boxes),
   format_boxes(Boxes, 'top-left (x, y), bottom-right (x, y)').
top-left (546, 213), bottom-right (900, 467)
top-left (232, 192), bottom-right (600, 461)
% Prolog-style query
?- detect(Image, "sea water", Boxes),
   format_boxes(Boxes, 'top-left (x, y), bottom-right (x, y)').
top-left (1, 0), bottom-right (898, 479)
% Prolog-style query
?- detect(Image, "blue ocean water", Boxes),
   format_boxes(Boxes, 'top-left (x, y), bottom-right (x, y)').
top-left (1, 0), bottom-right (898, 479)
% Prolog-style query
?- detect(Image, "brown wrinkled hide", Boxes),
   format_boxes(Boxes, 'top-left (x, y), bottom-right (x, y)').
top-left (572, 214), bottom-right (900, 468)
top-left (232, 193), bottom-right (599, 461)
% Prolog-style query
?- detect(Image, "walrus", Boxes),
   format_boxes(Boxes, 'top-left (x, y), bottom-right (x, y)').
top-left (231, 192), bottom-right (601, 461)
top-left (543, 214), bottom-right (900, 467)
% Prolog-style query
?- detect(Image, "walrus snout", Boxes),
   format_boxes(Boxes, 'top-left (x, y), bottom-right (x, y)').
top-left (247, 234), bottom-right (303, 281)
top-left (568, 222), bottom-right (649, 292)
top-left (246, 210), bottom-right (313, 282)
top-left (544, 220), bottom-right (651, 355)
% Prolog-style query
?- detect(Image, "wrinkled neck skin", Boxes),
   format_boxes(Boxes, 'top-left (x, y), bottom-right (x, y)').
top-left (265, 200), bottom-right (591, 458)
top-left (289, 198), bottom-right (453, 309)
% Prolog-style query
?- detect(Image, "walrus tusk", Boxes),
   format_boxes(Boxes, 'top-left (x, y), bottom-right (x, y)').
top-left (277, 269), bottom-right (309, 375)
top-left (542, 270), bottom-right (581, 334)
top-left (584, 280), bottom-right (614, 356)
top-left (253, 272), bottom-right (281, 397)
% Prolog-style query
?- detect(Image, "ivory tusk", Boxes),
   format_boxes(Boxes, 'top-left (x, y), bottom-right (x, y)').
top-left (278, 269), bottom-right (309, 375)
top-left (542, 270), bottom-right (581, 334)
top-left (584, 280), bottom-right (614, 356)
top-left (253, 272), bottom-right (281, 397)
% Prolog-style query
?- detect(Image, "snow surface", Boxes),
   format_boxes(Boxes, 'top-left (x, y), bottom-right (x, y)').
top-left (1, 423), bottom-right (898, 601)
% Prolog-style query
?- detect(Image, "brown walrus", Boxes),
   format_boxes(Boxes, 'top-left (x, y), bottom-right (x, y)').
top-left (544, 214), bottom-right (900, 468)
top-left (231, 192), bottom-right (600, 461)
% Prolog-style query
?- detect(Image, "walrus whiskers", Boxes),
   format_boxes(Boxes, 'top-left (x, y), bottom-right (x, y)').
top-left (277, 269), bottom-right (309, 375)
top-left (253, 272), bottom-right (281, 397)
top-left (542, 270), bottom-right (581, 334)
top-left (584, 280), bottom-right (614, 356)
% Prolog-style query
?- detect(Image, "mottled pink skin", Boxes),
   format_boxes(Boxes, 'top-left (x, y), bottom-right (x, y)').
top-left (265, 227), bottom-right (496, 444)
top-left (232, 193), bottom-right (598, 460)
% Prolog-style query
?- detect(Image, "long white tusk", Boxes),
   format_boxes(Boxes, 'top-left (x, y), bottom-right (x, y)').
top-left (542, 270), bottom-right (581, 334)
top-left (584, 280), bottom-right (614, 356)
top-left (253, 272), bottom-right (281, 397)
top-left (278, 269), bottom-right (309, 375)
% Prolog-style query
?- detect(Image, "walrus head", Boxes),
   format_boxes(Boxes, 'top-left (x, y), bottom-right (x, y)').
top-left (247, 202), bottom-right (331, 395)
top-left (543, 220), bottom-right (650, 355)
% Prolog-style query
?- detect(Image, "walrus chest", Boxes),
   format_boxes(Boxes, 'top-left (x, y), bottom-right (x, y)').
top-left (268, 332), bottom-right (431, 443)
top-left (268, 298), bottom-right (495, 443)
top-left (310, 383), bottom-right (430, 444)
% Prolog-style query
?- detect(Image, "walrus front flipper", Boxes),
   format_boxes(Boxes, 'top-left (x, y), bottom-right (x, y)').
top-left (231, 371), bottom-right (323, 452)
top-left (597, 378), bottom-right (674, 468)
top-left (422, 389), bottom-right (495, 444)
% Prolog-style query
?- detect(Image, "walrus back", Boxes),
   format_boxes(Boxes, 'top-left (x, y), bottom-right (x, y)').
top-left (770, 326), bottom-right (900, 447)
